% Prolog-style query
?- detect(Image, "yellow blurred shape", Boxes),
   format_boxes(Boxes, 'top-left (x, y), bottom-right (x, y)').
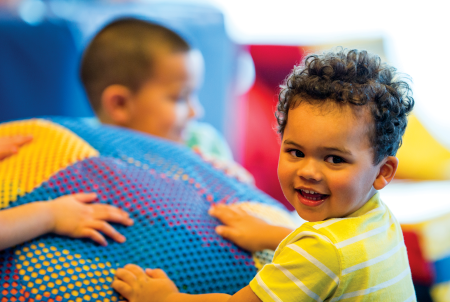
top-left (0, 119), bottom-right (99, 209)
top-left (396, 114), bottom-right (450, 180)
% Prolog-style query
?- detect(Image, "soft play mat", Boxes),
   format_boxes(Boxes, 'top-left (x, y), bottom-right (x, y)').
top-left (0, 118), bottom-right (297, 302)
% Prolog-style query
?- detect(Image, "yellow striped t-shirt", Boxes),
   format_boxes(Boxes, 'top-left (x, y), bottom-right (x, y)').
top-left (249, 192), bottom-right (416, 301)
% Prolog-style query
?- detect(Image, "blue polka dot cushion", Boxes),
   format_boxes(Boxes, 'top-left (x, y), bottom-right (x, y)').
top-left (0, 118), bottom-right (298, 302)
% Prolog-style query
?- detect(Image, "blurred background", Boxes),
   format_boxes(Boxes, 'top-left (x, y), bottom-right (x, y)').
top-left (0, 0), bottom-right (449, 301)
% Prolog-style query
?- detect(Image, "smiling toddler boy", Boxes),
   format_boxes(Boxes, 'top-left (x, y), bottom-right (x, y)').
top-left (112, 49), bottom-right (416, 301)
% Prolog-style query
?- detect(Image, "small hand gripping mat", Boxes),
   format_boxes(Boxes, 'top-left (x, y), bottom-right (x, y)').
top-left (0, 118), bottom-right (294, 302)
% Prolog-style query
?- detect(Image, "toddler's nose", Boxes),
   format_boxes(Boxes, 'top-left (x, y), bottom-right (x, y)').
top-left (297, 159), bottom-right (323, 182)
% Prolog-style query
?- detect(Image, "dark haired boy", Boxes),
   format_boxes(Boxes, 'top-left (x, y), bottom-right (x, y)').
top-left (80, 17), bottom-right (253, 182)
top-left (112, 49), bottom-right (416, 301)
top-left (81, 18), bottom-right (195, 143)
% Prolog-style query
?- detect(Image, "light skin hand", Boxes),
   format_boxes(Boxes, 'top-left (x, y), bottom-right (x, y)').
top-left (0, 193), bottom-right (134, 251)
top-left (112, 264), bottom-right (180, 302)
top-left (48, 193), bottom-right (134, 246)
top-left (209, 204), bottom-right (293, 252)
top-left (0, 135), bottom-right (33, 161)
top-left (112, 264), bottom-right (261, 302)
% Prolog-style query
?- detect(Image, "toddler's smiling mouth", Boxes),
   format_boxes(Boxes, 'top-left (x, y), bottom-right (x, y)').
top-left (295, 188), bottom-right (329, 207)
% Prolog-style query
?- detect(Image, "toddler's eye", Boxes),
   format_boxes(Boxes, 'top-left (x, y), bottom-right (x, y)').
top-left (289, 150), bottom-right (304, 158)
top-left (325, 156), bottom-right (345, 164)
top-left (171, 96), bottom-right (185, 103)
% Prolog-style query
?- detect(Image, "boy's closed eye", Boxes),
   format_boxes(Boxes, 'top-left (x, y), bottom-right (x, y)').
top-left (169, 86), bottom-right (192, 103)
top-left (168, 94), bottom-right (184, 103)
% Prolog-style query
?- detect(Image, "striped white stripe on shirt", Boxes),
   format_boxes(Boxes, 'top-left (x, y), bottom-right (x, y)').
top-left (287, 244), bottom-right (339, 284)
top-left (330, 268), bottom-right (411, 301)
top-left (313, 218), bottom-right (343, 230)
top-left (274, 263), bottom-right (323, 302)
top-left (255, 274), bottom-right (283, 302)
top-left (335, 220), bottom-right (394, 249)
top-left (287, 231), bottom-right (334, 246)
top-left (313, 206), bottom-right (386, 230)
top-left (342, 242), bottom-right (404, 275)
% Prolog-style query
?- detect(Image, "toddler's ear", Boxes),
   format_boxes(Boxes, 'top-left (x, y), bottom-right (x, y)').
top-left (100, 85), bottom-right (133, 125)
top-left (373, 156), bottom-right (399, 190)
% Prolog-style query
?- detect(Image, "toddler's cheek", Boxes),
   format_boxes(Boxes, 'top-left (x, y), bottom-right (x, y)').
top-left (277, 168), bottom-right (296, 200)
top-left (328, 173), bottom-right (358, 196)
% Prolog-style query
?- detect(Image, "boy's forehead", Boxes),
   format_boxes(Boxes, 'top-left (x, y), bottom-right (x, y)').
top-left (150, 51), bottom-right (190, 84)
top-left (285, 101), bottom-right (373, 147)
top-left (294, 99), bottom-right (372, 124)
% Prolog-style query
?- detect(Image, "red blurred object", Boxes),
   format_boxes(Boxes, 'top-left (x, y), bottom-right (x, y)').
top-left (402, 230), bottom-right (435, 285)
top-left (241, 45), bottom-right (304, 210)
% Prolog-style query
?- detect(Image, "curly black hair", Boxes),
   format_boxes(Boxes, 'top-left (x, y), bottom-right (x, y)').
top-left (276, 48), bottom-right (414, 165)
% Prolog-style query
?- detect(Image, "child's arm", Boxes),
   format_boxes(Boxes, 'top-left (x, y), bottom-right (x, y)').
top-left (208, 204), bottom-right (293, 251)
top-left (0, 135), bottom-right (33, 160)
top-left (112, 264), bottom-right (262, 302)
top-left (0, 193), bottom-right (133, 250)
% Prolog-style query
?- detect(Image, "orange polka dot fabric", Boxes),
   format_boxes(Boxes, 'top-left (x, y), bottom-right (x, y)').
top-left (0, 118), bottom-right (296, 301)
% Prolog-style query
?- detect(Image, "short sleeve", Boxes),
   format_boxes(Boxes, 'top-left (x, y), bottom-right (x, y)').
top-left (249, 232), bottom-right (340, 302)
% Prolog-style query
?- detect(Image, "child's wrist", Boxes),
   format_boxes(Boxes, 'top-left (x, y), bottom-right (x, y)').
top-left (164, 293), bottom-right (181, 302)
top-left (35, 201), bottom-right (57, 234)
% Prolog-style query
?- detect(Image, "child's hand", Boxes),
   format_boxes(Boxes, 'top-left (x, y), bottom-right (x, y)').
top-left (0, 135), bottom-right (33, 161)
top-left (209, 204), bottom-right (274, 252)
top-left (48, 193), bottom-right (134, 246)
top-left (112, 264), bottom-right (179, 302)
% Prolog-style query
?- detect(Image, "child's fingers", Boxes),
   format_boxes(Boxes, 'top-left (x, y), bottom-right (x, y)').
top-left (90, 221), bottom-right (126, 243)
top-left (79, 229), bottom-right (107, 246)
top-left (124, 264), bottom-right (147, 282)
top-left (111, 279), bottom-right (132, 299)
top-left (229, 204), bottom-right (250, 216)
top-left (72, 192), bottom-right (98, 203)
top-left (124, 264), bottom-right (145, 274)
top-left (215, 225), bottom-right (239, 241)
top-left (0, 136), bottom-right (33, 160)
top-left (74, 195), bottom-right (134, 226)
top-left (0, 146), bottom-right (18, 160)
top-left (0, 135), bottom-right (33, 146)
top-left (115, 268), bottom-right (137, 284)
top-left (91, 204), bottom-right (134, 226)
top-left (147, 268), bottom-right (169, 279)
top-left (208, 204), bottom-right (238, 224)
top-left (145, 268), bottom-right (153, 277)
top-left (10, 135), bottom-right (33, 146)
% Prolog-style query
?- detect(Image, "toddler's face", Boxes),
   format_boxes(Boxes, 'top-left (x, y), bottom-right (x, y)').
top-left (127, 52), bottom-right (200, 143)
top-left (277, 102), bottom-right (381, 222)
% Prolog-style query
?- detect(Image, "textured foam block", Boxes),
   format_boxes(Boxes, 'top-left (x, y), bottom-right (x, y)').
top-left (0, 118), bottom-right (295, 301)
